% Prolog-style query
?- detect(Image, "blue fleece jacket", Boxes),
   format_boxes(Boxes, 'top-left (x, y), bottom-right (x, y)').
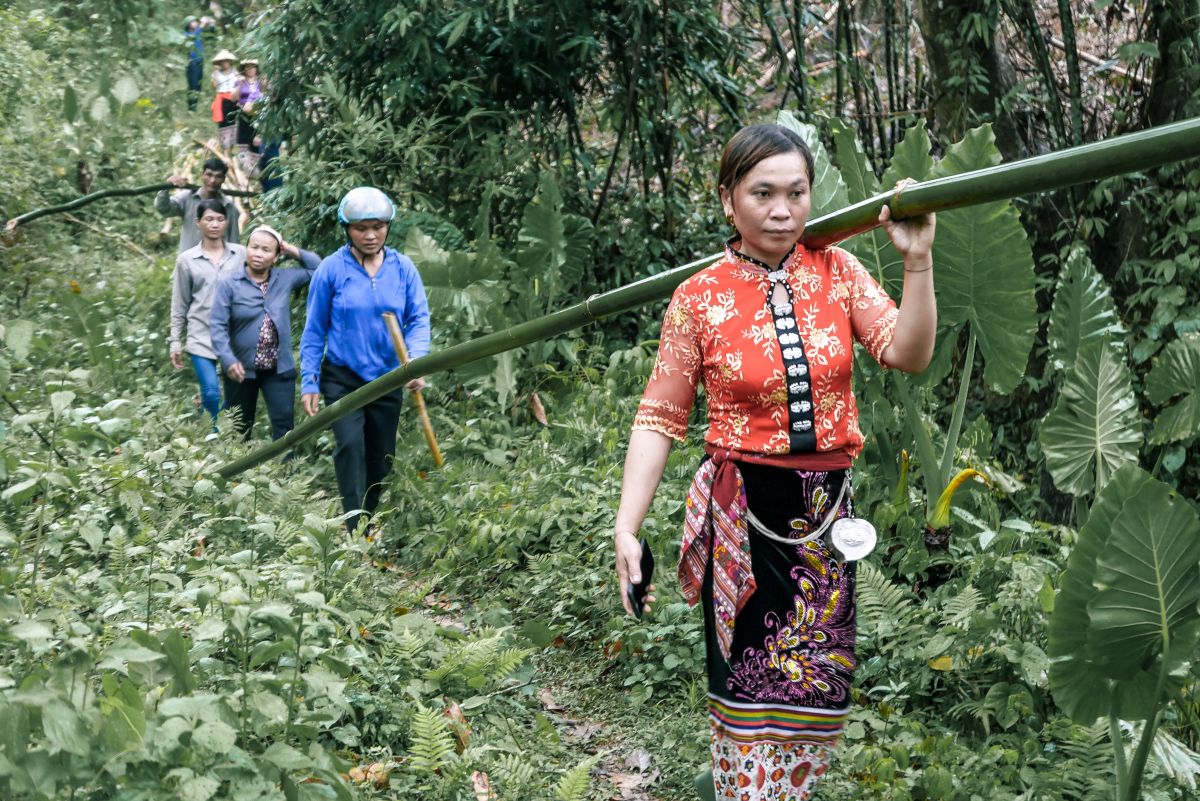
top-left (299, 245), bottom-right (431, 395)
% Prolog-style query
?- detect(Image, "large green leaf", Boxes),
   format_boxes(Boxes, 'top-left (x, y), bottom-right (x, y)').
top-left (514, 172), bottom-right (591, 315)
top-left (928, 125), bottom-right (1037, 393)
top-left (1047, 246), bottom-right (1124, 372)
top-left (827, 117), bottom-right (879, 205)
top-left (407, 228), bottom-right (501, 289)
top-left (1144, 334), bottom-right (1200, 444)
top-left (1040, 341), bottom-right (1143, 497)
top-left (1048, 466), bottom-right (1163, 723)
top-left (777, 111), bottom-right (849, 218)
top-left (829, 122), bottom-right (960, 387)
top-left (1088, 479), bottom-right (1200, 678)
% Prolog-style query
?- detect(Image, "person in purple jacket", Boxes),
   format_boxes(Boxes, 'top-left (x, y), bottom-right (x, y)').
top-left (299, 187), bottom-right (431, 535)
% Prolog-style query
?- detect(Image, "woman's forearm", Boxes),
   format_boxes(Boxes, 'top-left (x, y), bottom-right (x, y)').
top-left (883, 251), bottom-right (936, 373)
top-left (614, 429), bottom-right (674, 535)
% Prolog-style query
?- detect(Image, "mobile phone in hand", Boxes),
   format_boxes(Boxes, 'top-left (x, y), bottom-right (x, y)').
top-left (626, 537), bottom-right (655, 619)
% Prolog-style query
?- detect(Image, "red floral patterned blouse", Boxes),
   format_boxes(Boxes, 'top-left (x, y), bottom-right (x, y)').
top-left (633, 239), bottom-right (899, 458)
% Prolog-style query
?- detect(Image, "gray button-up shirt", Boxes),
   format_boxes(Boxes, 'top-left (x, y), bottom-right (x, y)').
top-left (170, 242), bottom-right (247, 360)
top-left (209, 250), bottom-right (321, 379)
top-left (155, 188), bottom-right (241, 253)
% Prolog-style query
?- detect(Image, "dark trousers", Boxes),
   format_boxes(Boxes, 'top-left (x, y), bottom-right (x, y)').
top-left (321, 361), bottom-right (404, 533)
top-left (186, 60), bottom-right (202, 110)
top-left (222, 367), bottom-right (296, 441)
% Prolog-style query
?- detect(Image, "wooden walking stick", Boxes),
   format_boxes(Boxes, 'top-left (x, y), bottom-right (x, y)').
top-left (382, 312), bottom-right (444, 468)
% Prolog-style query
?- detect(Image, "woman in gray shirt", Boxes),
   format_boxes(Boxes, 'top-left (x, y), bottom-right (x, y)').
top-left (209, 225), bottom-right (320, 441)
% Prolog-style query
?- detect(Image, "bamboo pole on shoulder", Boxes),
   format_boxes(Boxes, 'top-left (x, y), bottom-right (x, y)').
top-left (214, 116), bottom-right (1200, 479)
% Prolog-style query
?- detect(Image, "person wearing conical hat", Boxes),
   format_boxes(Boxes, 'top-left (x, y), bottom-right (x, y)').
top-left (210, 49), bottom-right (240, 153)
top-left (236, 58), bottom-right (266, 175)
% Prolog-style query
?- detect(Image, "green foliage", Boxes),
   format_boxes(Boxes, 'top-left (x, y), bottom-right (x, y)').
top-left (1144, 333), bottom-right (1200, 444)
top-left (1046, 245), bottom-right (1124, 372)
top-left (1040, 342), bottom-right (1143, 497)
top-left (407, 172), bottom-right (593, 407)
top-left (926, 125), bottom-right (1037, 394)
top-left (1048, 465), bottom-right (1200, 801)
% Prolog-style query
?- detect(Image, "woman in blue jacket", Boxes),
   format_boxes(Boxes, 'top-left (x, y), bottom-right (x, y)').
top-left (299, 188), bottom-right (431, 534)
top-left (210, 225), bottom-right (321, 440)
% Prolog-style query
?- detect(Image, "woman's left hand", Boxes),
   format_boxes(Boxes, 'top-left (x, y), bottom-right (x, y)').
top-left (405, 377), bottom-right (426, 392)
top-left (878, 180), bottom-right (935, 259)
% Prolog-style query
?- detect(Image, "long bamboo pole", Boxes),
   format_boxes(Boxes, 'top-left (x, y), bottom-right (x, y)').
top-left (6, 183), bottom-right (258, 228)
top-left (382, 312), bottom-right (444, 468)
top-left (215, 116), bottom-right (1200, 479)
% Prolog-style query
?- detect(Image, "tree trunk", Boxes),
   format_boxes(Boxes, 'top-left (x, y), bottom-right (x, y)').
top-left (1144, 0), bottom-right (1200, 126)
top-left (913, 0), bottom-right (1028, 159)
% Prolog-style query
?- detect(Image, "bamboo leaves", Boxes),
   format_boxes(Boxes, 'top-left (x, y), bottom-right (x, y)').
top-left (1040, 342), bottom-right (1143, 497)
top-left (927, 125), bottom-right (1036, 393)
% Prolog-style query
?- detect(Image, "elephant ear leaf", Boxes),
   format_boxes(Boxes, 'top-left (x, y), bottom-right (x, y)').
top-left (777, 111), bottom-right (849, 218)
top-left (838, 122), bottom-right (934, 294)
top-left (827, 117), bottom-right (879, 205)
top-left (1047, 466), bottom-right (1187, 724)
top-left (1087, 479), bottom-right (1200, 679)
top-left (1144, 334), bottom-right (1200, 444)
top-left (1047, 246), bottom-right (1124, 372)
top-left (927, 124), bottom-right (1036, 393)
top-left (1039, 341), bottom-right (1142, 498)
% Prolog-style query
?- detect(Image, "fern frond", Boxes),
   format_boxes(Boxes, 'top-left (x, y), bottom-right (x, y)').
top-left (554, 755), bottom-right (600, 801)
top-left (942, 585), bottom-right (983, 629)
top-left (492, 647), bottom-right (531, 680)
top-left (395, 628), bottom-right (426, 665)
top-left (857, 562), bottom-right (923, 655)
top-left (408, 701), bottom-right (457, 775)
top-left (494, 753), bottom-right (535, 792)
top-left (461, 635), bottom-right (502, 673)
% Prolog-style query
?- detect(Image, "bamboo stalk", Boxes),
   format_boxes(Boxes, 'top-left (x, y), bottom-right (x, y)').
top-left (382, 312), bottom-right (444, 469)
top-left (214, 115), bottom-right (1200, 478)
top-left (1046, 35), bottom-right (1150, 86)
top-left (5, 182), bottom-right (257, 228)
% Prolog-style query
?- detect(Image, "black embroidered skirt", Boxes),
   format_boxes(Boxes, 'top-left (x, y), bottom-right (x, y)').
top-left (700, 462), bottom-right (857, 799)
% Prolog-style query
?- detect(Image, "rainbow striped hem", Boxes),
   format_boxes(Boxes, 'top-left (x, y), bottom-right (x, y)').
top-left (709, 694), bottom-right (849, 744)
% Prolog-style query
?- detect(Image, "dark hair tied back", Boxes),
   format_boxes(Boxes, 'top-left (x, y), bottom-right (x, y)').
top-left (196, 198), bottom-right (228, 220)
top-left (718, 124), bottom-right (815, 196)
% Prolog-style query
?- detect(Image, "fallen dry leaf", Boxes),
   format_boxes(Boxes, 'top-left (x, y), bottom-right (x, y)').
top-left (563, 721), bottom-right (603, 744)
top-left (471, 770), bottom-right (495, 801)
top-left (609, 767), bottom-right (657, 801)
top-left (365, 762), bottom-right (389, 788)
top-left (624, 747), bottom-right (653, 772)
top-left (445, 700), bottom-right (471, 752)
top-left (530, 393), bottom-right (548, 426)
top-left (538, 688), bottom-right (565, 712)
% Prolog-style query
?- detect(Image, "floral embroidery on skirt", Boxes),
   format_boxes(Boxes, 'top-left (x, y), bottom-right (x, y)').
top-left (701, 463), bottom-right (856, 800)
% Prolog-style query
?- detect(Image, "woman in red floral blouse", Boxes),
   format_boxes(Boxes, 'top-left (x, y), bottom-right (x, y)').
top-left (612, 123), bottom-right (936, 800)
